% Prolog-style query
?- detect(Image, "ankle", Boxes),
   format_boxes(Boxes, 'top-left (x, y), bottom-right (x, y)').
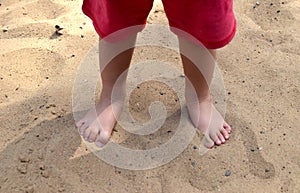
top-left (101, 84), bottom-right (126, 103)
top-left (198, 93), bottom-right (212, 102)
top-left (185, 93), bottom-right (212, 105)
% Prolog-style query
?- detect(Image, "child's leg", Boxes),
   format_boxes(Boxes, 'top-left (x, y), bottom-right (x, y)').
top-left (179, 37), bottom-right (231, 148)
top-left (162, 0), bottom-right (236, 147)
top-left (76, 35), bottom-right (137, 147)
top-left (79, 0), bottom-right (154, 147)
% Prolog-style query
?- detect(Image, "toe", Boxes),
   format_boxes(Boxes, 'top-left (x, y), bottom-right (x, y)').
top-left (218, 132), bottom-right (226, 144)
top-left (204, 142), bottom-right (214, 149)
top-left (223, 121), bottom-right (232, 133)
top-left (220, 128), bottom-right (230, 140)
top-left (202, 133), bottom-right (215, 148)
top-left (87, 127), bottom-right (99, 142)
top-left (83, 127), bottom-right (92, 141)
top-left (78, 122), bottom-right (88, 136)
top-left (210, 132), bottom-right (222, 145)
top-left (95, 130), bottom-right (111, 147)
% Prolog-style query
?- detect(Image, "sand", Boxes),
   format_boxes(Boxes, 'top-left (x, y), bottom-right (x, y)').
top-left (0, 0), bottom-right (299, 192)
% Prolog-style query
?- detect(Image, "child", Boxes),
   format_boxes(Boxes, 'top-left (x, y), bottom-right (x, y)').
top-left (76, 0), bottom-right (236, 148)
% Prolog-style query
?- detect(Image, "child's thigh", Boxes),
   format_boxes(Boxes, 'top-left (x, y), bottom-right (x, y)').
top-left (162, 0), bottom-right (236, 49)
top-left (82, 0), bottom-right (154, 38)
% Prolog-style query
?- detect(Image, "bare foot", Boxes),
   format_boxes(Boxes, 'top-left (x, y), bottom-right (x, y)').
top-left (186, 95), bottom-right (231, 148)
top-left (76, 97), bottom-right (123, 147)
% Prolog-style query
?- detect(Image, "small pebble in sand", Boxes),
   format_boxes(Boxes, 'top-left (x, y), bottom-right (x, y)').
top-left (265, 168), bottom-right (270, 173)
top-left (54, 25), bottom-right (63, 36)
top-left (225, 170), bottom-right (231, 176)
top-left (39, 164), bottom-right (45, 170)
top-left (253, 2), bottom-right (260, 9)
top-left (2, 26), bottom-right (8, 32)
top-left (191, 161), bottom-right (196, 167)
top-left (55, 25), bottom-right (63, 31)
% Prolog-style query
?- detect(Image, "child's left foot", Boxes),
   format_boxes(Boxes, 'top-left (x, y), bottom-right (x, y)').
top-left (186, 95), bottom-right (231, 148)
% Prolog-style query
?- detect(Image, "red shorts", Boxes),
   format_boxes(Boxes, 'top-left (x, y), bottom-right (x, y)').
top-left (82, 0), bottom-right (236, 49)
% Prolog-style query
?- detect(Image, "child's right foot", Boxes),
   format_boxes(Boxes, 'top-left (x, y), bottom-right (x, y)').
top-left (76, 81), bottom-right (126, 147)
top-left (76, 98), bottom-right (123, 147)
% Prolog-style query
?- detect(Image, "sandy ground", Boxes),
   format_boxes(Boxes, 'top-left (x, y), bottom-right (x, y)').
top-left (0, 0), bottom-right (299, 192)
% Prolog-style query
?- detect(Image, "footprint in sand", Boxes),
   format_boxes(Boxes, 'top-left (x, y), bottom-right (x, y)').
top-left (226, 113), bottom-right (276, 179)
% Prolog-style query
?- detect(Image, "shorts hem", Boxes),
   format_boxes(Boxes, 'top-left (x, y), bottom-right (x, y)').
top-left (202, 19), bottom-right (237, 49)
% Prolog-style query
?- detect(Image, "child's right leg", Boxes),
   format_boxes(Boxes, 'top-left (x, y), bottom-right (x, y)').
top-left (78, 0), bottom-right (154, 147)
top-left (76, 35), bottom-right (137, 147)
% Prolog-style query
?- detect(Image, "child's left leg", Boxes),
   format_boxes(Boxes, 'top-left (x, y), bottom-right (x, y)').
top-left (179, 37), bottom-right (231, 148)
top-left (163, 0), bottom-right (236, 147)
